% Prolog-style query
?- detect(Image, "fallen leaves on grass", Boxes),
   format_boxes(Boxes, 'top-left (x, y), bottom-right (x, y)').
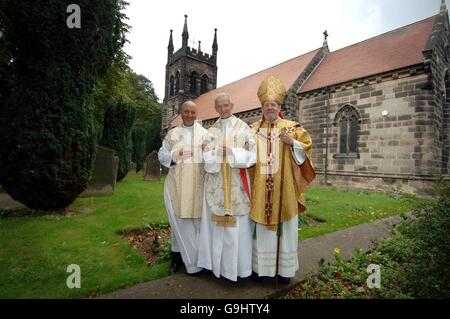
top-left (122, 226), bottom-right (171, 267)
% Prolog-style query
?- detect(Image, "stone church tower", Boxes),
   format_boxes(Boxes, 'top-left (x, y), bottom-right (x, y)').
top-left (162, 15), bottom-right (218, 130)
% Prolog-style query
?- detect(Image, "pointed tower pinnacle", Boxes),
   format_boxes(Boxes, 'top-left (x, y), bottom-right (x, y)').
top-left (440, 0), bottom-right (448, 14)
top-left (198, 40), bottom-right (202, 53)
top-left (182, 14), bottom-right (189, 47)
top-left (212, 28), bottom-right (218, 55)
top-left (168, 29), bottom-right (174, 54)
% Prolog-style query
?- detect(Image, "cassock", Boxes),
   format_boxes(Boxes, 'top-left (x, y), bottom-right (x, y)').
top-left (250, 118), bottom-right (316, 278)
top-left (158, 121), bottom-right (209, 274)
top-left (197, 115), bottom-right (256, 281)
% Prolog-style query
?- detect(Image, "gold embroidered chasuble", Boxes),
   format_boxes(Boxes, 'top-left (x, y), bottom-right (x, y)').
top-left (165, 122), bottom-right (209, 219)
top-left (205, 116), bottom-right (254, 227)
top-left (249, 119), bottom-right (316, 228)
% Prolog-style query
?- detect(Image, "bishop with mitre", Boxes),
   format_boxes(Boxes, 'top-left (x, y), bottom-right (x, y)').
top-left (250, 75), bottom-right (316, 284)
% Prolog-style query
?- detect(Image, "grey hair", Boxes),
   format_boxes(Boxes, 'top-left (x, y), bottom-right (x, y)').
top-left (214, 92), bottom-right (233, 106)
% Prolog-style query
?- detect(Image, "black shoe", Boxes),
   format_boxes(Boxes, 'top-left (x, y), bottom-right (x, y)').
top-left (278, 276), bottom-right (291, 285)
top-left (170, 252), bottom-right (182, 273)
top-left (251, 271), bottom-right (262, 282)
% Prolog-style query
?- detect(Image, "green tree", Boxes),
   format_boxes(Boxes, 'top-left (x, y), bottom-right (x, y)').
top-left (0, 0), bottom-right (129, 210)
top-left (131, 127), bottom-right (147, 172)
top-left (91, 62), bottom-right (131, 143)
top-left (92, 66), bottom-right (162, 171)
top-left (100, 99), bottom-right (136, 181)
top-left (126, 71), bottom-right (162, 162)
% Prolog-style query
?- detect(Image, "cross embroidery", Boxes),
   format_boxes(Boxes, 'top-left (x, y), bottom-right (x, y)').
top-left (266, 177), bottom-right (274, 191)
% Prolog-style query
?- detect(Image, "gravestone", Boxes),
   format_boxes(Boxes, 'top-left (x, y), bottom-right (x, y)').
top-left (112, 155), bottom-right (119, 190)
top-left (81, 146), bottom-right (119, 197)
top-left (0, 184), bottom-right (21, 210)
top-left (0, 192), bottom-right (21, 210)
top-left (144, 151), bottom-right (161, 181)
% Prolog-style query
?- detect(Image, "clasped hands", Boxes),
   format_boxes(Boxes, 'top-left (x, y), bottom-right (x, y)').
top-left (173, 148), bottom-right (193, 161)
top-left (280, 131), bottom-right (294, 146)
top-left (218, 145), bottom-right (233, 157)
top-left (173, 144), bottom-right (211, 161)
top-left (174, 135), bottom-right (291, 161)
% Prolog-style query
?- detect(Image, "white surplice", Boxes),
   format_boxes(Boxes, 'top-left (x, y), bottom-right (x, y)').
top-left (158, 122), bottom-right (208, 274)
top-left (197, 116), bottom-right (256, 281)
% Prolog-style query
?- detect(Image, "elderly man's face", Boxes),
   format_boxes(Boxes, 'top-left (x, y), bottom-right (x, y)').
top-left (215, 95), bottom-right (233, 119)
top-left (181, 101), bottom-right (197, 127)
top-left (262, 100), bottom-right (281, 123)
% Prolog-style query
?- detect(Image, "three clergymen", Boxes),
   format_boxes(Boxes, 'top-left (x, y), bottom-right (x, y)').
top-left (158, 75), bottom-right (316, 284)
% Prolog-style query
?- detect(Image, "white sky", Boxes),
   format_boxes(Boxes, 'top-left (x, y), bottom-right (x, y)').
top-left (124, 0), bottom-right (449, 102)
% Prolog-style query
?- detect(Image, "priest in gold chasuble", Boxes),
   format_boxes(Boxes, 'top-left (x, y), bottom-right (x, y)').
top-left (158, 101), bottom-right (209, 274)
top-left (197, 93), bottom-right (256, 282)
top-left (250, 75), bottom-right (316, 284)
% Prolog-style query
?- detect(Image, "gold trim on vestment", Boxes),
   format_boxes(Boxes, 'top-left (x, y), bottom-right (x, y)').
top-left (249, 119), bottom-right (316, 226)
top-left (221, 152), bottom-right (232, 216)
top-left (211, 213), bottom-right (237, 228)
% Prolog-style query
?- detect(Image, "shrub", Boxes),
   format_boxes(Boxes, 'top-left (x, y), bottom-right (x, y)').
top-left (0, 0), bottom-right (128, 210)
top-left (400, 178), bottom-right (450, 298)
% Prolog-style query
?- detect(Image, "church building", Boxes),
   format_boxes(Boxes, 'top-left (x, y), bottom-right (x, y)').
top-left (163, 3), bottom-right (449, 195)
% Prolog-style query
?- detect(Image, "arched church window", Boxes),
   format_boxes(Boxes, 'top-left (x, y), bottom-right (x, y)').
top-left (201, 75), bottom-right (209, 94)
top-left (169, 75), bottom-right (175, 97)
top-left (190, 72), bottom-right (198, 94)
top-left (334, 104), bottom-right (361, 156)
top-left (175, 72), bottom-right (180, 95)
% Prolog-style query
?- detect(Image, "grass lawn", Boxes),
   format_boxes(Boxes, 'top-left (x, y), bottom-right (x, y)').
top-left (0, 173), bottom-right (427, 298)
top-left (300, 189), bottom-right (425, 240)
top-left (0, 173), bottom-right (169, 299)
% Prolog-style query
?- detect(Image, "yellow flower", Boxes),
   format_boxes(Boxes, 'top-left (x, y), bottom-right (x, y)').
top-left (334, 247), bottom-right (341, 254)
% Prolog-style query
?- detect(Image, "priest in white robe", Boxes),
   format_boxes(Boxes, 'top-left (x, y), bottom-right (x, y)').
top-left (197, 93), bottom-right (257, 282)
top-left (158, 101), bottom-right (209, 274)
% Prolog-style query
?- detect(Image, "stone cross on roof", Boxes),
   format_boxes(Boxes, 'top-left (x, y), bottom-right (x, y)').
top-left (323, 30), bottom-right (329, 47)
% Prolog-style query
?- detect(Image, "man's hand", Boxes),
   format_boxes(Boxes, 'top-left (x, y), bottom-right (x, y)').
top-left (280, 131), bottom-right (294, 146)
top-left (218, 145), bottom-right (232, 157)
top-left (174, 148), bottom-right (192, 161)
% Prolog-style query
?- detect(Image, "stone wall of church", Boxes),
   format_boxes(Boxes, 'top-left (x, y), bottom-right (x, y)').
top-left (298, 68), bottom-right (442, 195)
top-left (312, 174), bottom-right (435, 197)
top-left (423, 12), bottom-right (450, 175)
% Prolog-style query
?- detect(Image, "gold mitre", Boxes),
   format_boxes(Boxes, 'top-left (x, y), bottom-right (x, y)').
top-left (257, 75), bottom-right (287, 105)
